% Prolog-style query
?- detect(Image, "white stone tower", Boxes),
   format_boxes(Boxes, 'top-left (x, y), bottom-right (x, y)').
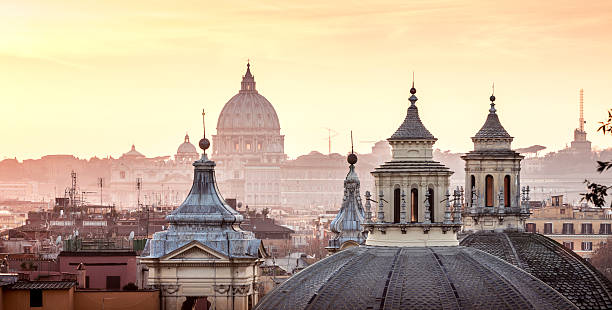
top-left (461, 91), bottom-right (528, 232)
top-left (363, 83), bottom-right (462, 247)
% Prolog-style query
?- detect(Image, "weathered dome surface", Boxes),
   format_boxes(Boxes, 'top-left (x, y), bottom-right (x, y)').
top-left (255, 246), bottom-right (577, 310)
top-left (389, 100), bottom-right (435, 141)
top-left (177, 134), bottom-right (198, 155)
top-left (217, 64), bottom-right (280, 131)
top-left (461, 232), bottom-right (612, 309)
top-left (473, 105), bottom-right (511, 139)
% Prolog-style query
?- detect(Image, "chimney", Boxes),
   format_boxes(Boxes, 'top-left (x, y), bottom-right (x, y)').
top-left (76, 263), bottom-right (86, 289)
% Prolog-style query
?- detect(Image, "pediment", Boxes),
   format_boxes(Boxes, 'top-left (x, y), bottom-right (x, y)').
top-left (162, 241), bottom-right (226, 261)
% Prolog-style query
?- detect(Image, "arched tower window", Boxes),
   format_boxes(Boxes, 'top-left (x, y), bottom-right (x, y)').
top-left (428, 188), bottom-right (434, 222)
top-left (470, 175), bottom-right (476, 205)
top-left (411, 188), bottom-right (418, 222)
top-left (485, 175), bottom-right (494, 207)
top-left (504, 175), bottom-right (511, 207)
top-left (393, 188), bottom-right (401, 223)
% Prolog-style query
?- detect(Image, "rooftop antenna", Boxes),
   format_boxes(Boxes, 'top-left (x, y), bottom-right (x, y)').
top-left (579, 89), bottom-right (585, 132)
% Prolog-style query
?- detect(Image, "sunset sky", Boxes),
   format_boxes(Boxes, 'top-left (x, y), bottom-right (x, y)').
top-left (1, 1), bottom-right (611, 160)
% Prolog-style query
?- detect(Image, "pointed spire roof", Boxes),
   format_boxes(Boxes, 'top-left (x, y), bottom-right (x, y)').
top-left (166, 109), bottom-right (241, 225)
top-left (388, 85), bottom-right (436, 141)
top-left (473, 93), bottom-right (512, 139)
top-left (328, 149), bottom-right (366, 251)
top-left (240, 61), bottom-right (257, 93)
top-left (143, 109), bottom-right (262, 259)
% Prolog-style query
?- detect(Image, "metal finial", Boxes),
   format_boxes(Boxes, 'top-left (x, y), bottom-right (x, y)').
top-left (410, 72), bottom-right (416, 95)
top-left (351, 131), bottom-right (354, 154)
top-left (347, 131), bottom-right (357, 165)
top-left (199, 108), bottom-right (210, 152)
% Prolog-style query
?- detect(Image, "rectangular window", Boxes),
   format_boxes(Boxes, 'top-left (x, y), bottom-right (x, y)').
top-left (526, 223), bottom-right (537, 233)
top-left (600, 223), bottom-right (612, 234)
top-left (30, 289), bottom-right (43, 307)
top-left (581, 242), bottom-right (593, 251)
top-left (562, 223), bottom-right (574, 234)
top-left (581, 223), bottom-right (593, 234)
top-left (86, 276), bottom-right (90, 289)
top-left (544, 223), bottom-right (553, 234)
top-left (563, 242), bottom-right (574, 250)
top-left (560, 208), bottom-right (565, 214)
top-left (106, 276), bottom-right (121, 290)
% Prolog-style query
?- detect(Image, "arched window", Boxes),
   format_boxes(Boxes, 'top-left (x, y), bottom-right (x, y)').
top-left (394, 188), bottom-right (401, 223)
top-left (504, 175), bottom-right (511, 207)
top-left (485, 175), bottom-right (494, 207)
top-left (470, 175), bottom-right (476, 205)
top-left (428, 188), bottom-right (435, 222)
top-left (411, 188), bottom-right (419, 222)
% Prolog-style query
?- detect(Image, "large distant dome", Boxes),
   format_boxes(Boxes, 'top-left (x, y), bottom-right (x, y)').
top-left (217, 63), bottom-right (280, 131)
top-left (177, 134), bottom-right (197, 155)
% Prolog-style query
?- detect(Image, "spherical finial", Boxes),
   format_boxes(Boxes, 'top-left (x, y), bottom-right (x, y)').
top-left (199, 138), bottom-right (210, 151)
top-left (490, 95), bottom-right (496, 102)
top-left (347, 153), bottom-right (358, 165)
top-left (410, 87), bottom-right (416, 94)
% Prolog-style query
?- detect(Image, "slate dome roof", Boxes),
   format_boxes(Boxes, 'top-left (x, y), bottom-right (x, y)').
top-left (255, 246), bottom-right (577, 310)
top-left (473, 100), bottom-right (512, 139)
top-left (217, 63), bottom-right (280, 131)
top-left (461, 231), bottom-right (612, 310)
top-left (389, 89), bottom-right (436, 141)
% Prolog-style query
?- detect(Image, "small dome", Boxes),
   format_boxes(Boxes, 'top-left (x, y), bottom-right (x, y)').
top-left (256, 246), bottom-right (577, 309)
top-left (122, 144), bottom-right (144, 158)
top-left (217, 64), bottom-right (281, 132)
top-left (177, 134), bottom-right (198, 155)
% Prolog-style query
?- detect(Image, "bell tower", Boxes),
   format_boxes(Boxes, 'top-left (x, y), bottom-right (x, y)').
top-left (363, 82), bottom-right (462, 247)
top-left (462, 91), bottom-right (528, 232)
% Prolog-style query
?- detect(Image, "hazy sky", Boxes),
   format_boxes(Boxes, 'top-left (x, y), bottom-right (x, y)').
top-left (1, 0), bottom-right (611, 160)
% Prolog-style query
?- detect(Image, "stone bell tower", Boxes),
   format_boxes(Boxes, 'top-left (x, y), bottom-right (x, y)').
top-left (461, 92), bottom-right (528, 232)
top-left (363, 83), bottom-right (462, 247)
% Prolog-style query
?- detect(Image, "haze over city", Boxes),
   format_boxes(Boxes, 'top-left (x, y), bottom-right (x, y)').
top-left (2, 0), bottom-right (612, 160)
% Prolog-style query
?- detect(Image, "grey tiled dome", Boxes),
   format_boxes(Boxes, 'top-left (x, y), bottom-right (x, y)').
top-left (255, 246), bottom-right (577, 310)
top-left (389, 104), bottom-right (436, 141)
top-left (461, 232), bottom-right (612, 310)
top-left (473, 110), bottom-right (511, 139)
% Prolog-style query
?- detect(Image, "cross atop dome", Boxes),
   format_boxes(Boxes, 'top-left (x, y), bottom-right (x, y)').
top-left (241, 61), bottom-right (257, 93)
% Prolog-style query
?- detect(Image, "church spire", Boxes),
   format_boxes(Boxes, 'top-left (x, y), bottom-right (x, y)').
top-left (240, 61), bottom-right (257, 93)
top-left (327, 135), bottom-right (366, 253)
